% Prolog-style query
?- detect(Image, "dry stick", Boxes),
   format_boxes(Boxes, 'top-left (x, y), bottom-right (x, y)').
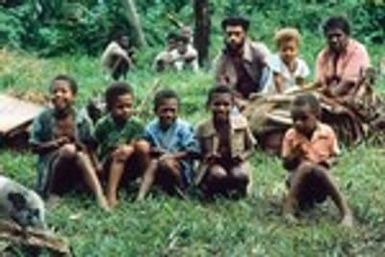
top-left (166, 13), bottom-right (184, 28)
top-left (0, 220), bottom-right (72, 256)
top-left (136, 79), bottom-right (161, 117)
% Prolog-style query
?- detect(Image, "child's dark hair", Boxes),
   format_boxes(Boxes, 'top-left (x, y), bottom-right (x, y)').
top-left (207, 85), bottom-right (233, 107)
top-left (50, 74), bottom-right (78, 95)
top-left (154, 89), bottom-right (180, 110)
top-left (292, 93), bottom-right (321, 116)
top-left (176, 34), bottom-right (189, 44)
top-left (322, 16), bottom-right (351, 36)
top-left (166, 31), bottom-right (179, 42)
top-left (105, 82), bottom-right (134, 111)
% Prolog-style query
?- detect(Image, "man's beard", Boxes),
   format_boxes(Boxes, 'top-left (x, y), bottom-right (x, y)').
top-left (225, 39), bottom-right (245, 53)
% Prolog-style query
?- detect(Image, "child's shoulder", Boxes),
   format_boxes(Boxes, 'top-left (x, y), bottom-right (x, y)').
top-left (128, 116), bottom-right (143, 125)
top-left (195, 118), bottom-right (213, 136)
top-left (317, 122), bottom-right (336, 136)
top-left (175, 118), bottom-right (194, 130)
top-left (95, 114), bottom-right (111, 128)
top-left (230, 114), bottom-right (249, 129)
top-left (37, 107), bottom-right (53, 118)
top-left (283, 127), bottom-right (297, 139)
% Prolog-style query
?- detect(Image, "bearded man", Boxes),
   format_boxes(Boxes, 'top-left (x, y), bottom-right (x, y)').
top-left (214, 16), bottom-right (271, 100)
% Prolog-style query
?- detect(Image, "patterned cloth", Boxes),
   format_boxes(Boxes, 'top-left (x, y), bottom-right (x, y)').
top-left (29, 108), bottom-right (94, 196)
top-left (94, 114), bottom-right (144, 161)
top-left (144, 118), bottom-right (199, 184)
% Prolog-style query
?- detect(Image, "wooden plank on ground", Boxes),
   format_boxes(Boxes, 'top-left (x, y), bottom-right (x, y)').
top-left (0, 94), bottom-right (44, 136)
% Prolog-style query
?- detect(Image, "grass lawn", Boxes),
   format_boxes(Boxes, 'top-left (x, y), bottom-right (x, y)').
top-left (1, 49), bottom-right (385, 256)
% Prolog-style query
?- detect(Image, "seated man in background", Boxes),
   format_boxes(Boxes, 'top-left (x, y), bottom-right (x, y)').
top-left (153, 32), bottom-right (179, 72)
top-left (215, 16), bottom-right (271, 101)
top-left (101, 32), bottom-right (134, 81)
top-left (170, 35), bottom-right (199, 73)
top-left (315, 16), bottom-right (370, 98)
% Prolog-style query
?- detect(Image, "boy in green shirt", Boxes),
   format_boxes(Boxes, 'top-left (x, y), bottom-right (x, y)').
top-left (94, 82), bottom-right (150, 208)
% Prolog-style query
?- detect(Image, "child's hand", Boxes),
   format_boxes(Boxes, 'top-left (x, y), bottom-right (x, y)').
top-left (205, 153), bottom-right (221, 164)
top-left (292, 140), bottom-right (307, 156)
top-left (151, 147), bottom-right (166, 157)
top-left (54, 137), bottom-right (71, 147)
top-left (159, 153), bottom-right (175, 162)
top-left (232, 154), bottom-right (245, 165)
top-left (95, 164), bottom-right (104, 175)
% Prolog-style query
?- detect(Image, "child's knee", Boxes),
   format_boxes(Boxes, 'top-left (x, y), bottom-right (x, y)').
top-left (112, 145), bottom-right (134, 161)
top-left (134, 140), bottom-right (150, 155)
top-left (158, 157), bottom-right (178, 171)
top-left (297, 161), bottom-right (316, 174)
top-left (58, 144), bottom-right (77, 158)
top-left (232, 169), bottom-right (250, 185)
top-left (207, 165), bottom-right (227, 181)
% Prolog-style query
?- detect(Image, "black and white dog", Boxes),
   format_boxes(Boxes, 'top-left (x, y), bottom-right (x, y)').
top-left (0, 175), bottom-right (46, 229)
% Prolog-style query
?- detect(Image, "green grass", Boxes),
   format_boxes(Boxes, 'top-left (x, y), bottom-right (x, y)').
top-left (1, 48), bottom-right (385, 256)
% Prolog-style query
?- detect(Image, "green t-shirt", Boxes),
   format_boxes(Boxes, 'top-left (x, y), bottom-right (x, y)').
top-left (94, 114), bottom-right (144, 159)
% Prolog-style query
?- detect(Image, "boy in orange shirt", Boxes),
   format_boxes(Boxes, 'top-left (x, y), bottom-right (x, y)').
top-left (282, 93), bottom-right (353, 227)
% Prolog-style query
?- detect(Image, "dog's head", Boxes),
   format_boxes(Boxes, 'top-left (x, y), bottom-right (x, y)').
top-left (7, 191), bottom-right (46, 229)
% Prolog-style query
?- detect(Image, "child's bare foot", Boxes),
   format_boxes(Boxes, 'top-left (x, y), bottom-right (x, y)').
top-left (98, 196), bottom-right (111, 211)
top-left (108, 197), bottom-right (118, 209)
top-left (284, 213), bottom-right (298, 225)
top-left (340, 214), bottom-right (354, 227)
top-left (46, 194), bottom-right (62, 210)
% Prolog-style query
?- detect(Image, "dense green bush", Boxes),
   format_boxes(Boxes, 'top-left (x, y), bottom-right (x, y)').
top-left (0, 1), bottom-right (383, 56)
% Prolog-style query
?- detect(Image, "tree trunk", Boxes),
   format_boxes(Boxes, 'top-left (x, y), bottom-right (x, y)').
top-left (193, 0), bottom-right (211, 67)
top-left (121, 0), bottom-right (147, 48)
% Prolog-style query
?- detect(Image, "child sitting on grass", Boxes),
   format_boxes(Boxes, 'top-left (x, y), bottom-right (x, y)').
top-left (282, 93), bottom-right (353, 227)
top-left (268, 28), bottom-right (310, 94)
top-left (30, 75), bottom-right (108, 210)
top-left (136, 89), bottom-right (199, 201)
top-left (94, 82), bottom-right (150, 208)
top-left (196, 86), bottom-right (256, 197)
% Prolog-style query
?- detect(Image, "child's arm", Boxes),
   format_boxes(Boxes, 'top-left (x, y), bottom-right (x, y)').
top-left (282, 148), bottom-right (303, 170)
top-left (233, 125), bottom-right (256, 164)
top-left (281, 133), bottom-right (304, 171)
top-left (295, 77), bottom-right (306, 88)
top-left (30, 137), bottom-right (70, 154)
top-left (273, 73), bottom-right (284, 93)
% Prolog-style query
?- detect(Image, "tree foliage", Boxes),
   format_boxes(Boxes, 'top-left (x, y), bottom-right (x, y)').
top-left (0, 0), bottom-right (383, 56)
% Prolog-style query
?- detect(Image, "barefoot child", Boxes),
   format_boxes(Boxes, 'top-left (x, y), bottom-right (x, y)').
top-left (282, 93), bottom-right (353, 226)
top-left (196, 86), bottom-right (255, 197)
top-left (268, 28), bottom-right (310, 94)
top-left (94, 82), bottom-right (150, 208)
top-left (136, 89), bottom-right (198, 200)
top-left (30, 75), bottom-right (108, 210)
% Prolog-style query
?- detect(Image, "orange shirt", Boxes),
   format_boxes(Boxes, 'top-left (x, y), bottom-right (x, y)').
top-left (282, 122), bottom-right (340, 164)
